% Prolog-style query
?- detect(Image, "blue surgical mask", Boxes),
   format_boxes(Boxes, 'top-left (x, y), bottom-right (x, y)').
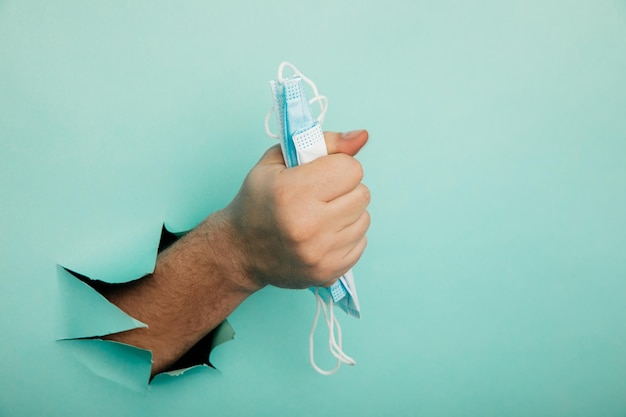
top-left (265, 62), bottom-right (361, 375)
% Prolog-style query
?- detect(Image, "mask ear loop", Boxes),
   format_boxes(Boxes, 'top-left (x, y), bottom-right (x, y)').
top-left (309, 288), bottom-right (356, 375)
top-left (309, 95), bottom-right (328, 125)
top-left (325, 297), bottom-right (356, 365)
top-left (310, 289), bottom-right (341, 375)
top-left (264, 108), bottom-right (280, 139)
top-left (266, 62), bottom-right (329, 140)
top-left (278, 62), bottom-right (328, 125)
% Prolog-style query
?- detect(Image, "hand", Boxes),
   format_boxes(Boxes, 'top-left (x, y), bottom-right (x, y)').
top-left (222, 130), bottom-right (370, 291)
top-left (102, 130), bottom-right (369, 374)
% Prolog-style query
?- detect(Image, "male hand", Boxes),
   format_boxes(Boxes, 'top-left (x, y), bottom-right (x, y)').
top-left (224, 130), bottom-right (370, 291)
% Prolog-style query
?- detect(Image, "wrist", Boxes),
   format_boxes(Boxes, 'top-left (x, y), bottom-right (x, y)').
top-left (195, 209), bottom-right (266, 295)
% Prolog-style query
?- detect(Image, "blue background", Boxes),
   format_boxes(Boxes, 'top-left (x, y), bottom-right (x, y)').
top-left (1, 1), bottom-right (625, 416)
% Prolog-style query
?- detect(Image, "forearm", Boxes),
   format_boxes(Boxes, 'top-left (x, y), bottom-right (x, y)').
top-left (102, 210), bottom-right (261, 376)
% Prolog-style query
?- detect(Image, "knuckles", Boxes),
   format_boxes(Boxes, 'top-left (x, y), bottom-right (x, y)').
top-left (357, 183), bottom-right (371, 206)
top-left (295, 243), bottom-right (325, 270)
top-left (350, 158), bottom-right (365, 183)
top-left (329, 153), bottom-right (364, 183)
top-left (358, 204), bottom-right (372, 237)
top-left (282, 215), bottom-right (318, 245)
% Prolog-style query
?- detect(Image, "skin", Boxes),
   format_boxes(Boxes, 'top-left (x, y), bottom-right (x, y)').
top-left (102, 130), bottom-right (370, 376)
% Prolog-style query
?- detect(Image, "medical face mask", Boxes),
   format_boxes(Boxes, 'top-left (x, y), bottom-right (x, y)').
top-left (265, 62), bottom-right (361, 375)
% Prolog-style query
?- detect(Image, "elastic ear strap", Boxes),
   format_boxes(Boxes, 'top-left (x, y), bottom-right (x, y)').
top-left (278, 61), bottom-right (328, 124)
top-left (264, 106), bottom-right (280, 139)
top-left (308, 289), bottom-right (356, 375)
top-left (326, 300), bottom-right (356, 365)
top-left (309, 95), bottom-right (328, 124)
top-left (309, 289), bottom-right (341, 375)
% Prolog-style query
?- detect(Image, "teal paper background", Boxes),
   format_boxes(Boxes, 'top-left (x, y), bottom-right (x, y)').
top-left (1, 1), bottom-right (625, 416)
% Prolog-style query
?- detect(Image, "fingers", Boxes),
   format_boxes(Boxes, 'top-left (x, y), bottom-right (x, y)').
top-left (323, 130), bottom-right (368, 156)
top-left (336, 212), bottom-right (370, 249)
top-left (293, 153), bottom-right (364, 202)
top-left (326, 183), bottom-right (371, 230)
top-left (317, 210), bottom-right (369, 286)
top-left (342, 235), bottom-right (368, 270)
top-left (321, 234), bottom-right (368, 286)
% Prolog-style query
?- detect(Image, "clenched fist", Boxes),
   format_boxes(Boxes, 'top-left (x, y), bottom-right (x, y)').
top-left (224, 130), bottom-right (370, 290)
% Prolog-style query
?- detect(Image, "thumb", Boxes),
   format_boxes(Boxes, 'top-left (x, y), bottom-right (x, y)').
top-left (257, 129), bottom-right (369, 167)
top-left (324, 130), bottom-right (369, 156)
